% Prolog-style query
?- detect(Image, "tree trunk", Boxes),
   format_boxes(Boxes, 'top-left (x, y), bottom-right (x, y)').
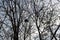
top-left (38, 31), bottom-right (42, 40)
top-left (24, 33), bottom-right (25, 40)
top-left (24, 27), bottom-right (26, 40)
top-left (38, 28), bottom-right (42, 40)
top-left (14, 29), bottom-right (18, 40)
top-left (35, 17), bottom-right (42, 40)
top-left (13, 26), bottom-right (19, 40)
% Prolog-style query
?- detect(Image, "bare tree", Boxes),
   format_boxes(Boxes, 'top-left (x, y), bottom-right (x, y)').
top-left (0, 0), bottom-right (25, 40)
top-left (0, 0), bottom-right (60, 40)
